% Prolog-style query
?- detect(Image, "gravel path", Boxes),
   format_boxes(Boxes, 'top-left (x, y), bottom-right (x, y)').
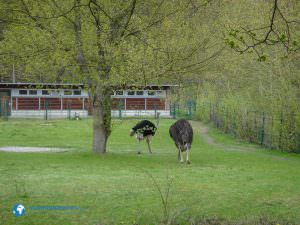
top-left (0, 146), bottom-right (69, 153)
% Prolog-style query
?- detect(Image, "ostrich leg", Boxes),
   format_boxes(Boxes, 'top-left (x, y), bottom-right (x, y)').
top-left (146, 136), bottom-right (152, 154)
top-left (137, 139), bottom-right (142, 154)
top-left (178, 148), bottom-right (184, 163)
top-left (186, 148), bottom-right (191, 164)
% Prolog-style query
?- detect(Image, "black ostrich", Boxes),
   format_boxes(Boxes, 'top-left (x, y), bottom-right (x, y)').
top-left (130, 120), bottom-right (157, 154)
top-left (169, 119), bottom-right (193, 164)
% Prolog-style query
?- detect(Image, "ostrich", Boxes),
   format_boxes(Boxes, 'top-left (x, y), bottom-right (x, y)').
top-left (130, 120), bottom-right (157, 154)
top-left (169, 119), bottom-right (193, 164)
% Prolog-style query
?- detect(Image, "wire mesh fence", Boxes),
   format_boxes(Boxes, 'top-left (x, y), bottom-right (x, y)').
top-left (2, 94), bottom-right (299, 153)
top-left (0, 97), bottom-right (171, 120)
top-left (169, 100), bottom-right (300, 153)
top-left (111, 98), bottom-right (168, 119)
top-left (0, 97), bottom-right (89, 120)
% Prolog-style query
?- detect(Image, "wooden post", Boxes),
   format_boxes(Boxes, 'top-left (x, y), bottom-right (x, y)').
top-left (82, 97), bottom-right (85, 110)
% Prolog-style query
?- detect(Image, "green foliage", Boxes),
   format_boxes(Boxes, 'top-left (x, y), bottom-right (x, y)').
top-left (258, 55), bottom-right (267, 62)
top-left (0, 0), bottom-right (299, 151)
top-left (0, 0), bottom-right (219, 86)
top-left (193, 77), bottom-right (300, 152)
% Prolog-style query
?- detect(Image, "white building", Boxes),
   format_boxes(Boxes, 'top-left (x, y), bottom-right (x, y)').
top-left (0, 83), bottom-right (174, 119)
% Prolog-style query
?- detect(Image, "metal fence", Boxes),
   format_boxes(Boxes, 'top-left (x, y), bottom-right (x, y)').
top-left (0, 97), bottom-right (88, 120)
top-left (0, 97), bottom-right (171, 120)
top-left (169, 100), bottom-right (197, 120)
top-left (2, 94), bottom-right (299, 153)
top-left (169, 100), bottom-right (300, 153)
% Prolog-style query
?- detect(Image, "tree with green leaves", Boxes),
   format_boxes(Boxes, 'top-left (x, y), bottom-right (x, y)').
top-left (0, 0), bottom-right (221, 153)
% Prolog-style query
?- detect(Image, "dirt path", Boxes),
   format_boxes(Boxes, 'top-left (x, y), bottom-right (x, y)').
top-left (190, 121), bottom-right (291, 161)
top-left (190, 121), bottom-right (215, 145)
top-left (191, 121), bottom-right (259, 152)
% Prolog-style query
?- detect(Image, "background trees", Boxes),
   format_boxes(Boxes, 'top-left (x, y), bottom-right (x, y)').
top-left (0, 0), bottom-right (220, 153)
top-left (0, 0), bottom-right (299, 152)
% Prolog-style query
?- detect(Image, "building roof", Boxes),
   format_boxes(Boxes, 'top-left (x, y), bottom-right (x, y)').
top-left (0, 83), bottom-right (177, 90)
top-left (0, 83), bottom-right (84, 89)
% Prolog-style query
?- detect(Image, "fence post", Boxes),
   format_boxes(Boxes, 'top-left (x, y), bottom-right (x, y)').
top-left (118, 99), bottom-right (123, 119)
top-left (232, 109), bottom-right (236, 137)
top-left (260, 112), bottom-right (265, 145)
top-left (247, 111), bottom-right (252, 143)
top-left (1, 98), bottom-right (8, 120)
top-left (279, 112), bottom-right (283, 149)
top-left (209, 102), bottom-right (212, 121)
top-left (170, 103), bottom-right (176, 119)
top-left (67, 99), bottom-right (71, 120)
top-left (154, 104), bottom-right (157, 119)
top-left (4, 98), bottom-right (8, 121)
top-left (297, 133), bottom-right (300, 153)
top-left (215, 104), bottom-right (219, 128)
top-left (44, 99), bottom-right (49, 120)
top-left (187, 100), bottom-right (192, 119)
top-left (225, 107), bottom-right (229, 133)
top-left (254, 111), bottom-right (257, 142)
top-left (202, 102), bottom-right (205, 121)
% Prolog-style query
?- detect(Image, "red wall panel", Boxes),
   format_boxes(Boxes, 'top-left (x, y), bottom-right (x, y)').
top-left (126, 98), bottom-right (145, 110)
top-left (12, 97), bottom-right (16, 110)
top-left (40, 98), bottom-right (61, 110)
top-left (111, 98), bottom-right (125, 110)
top-left (63, 98), bottom-right (83, 110)
top-left (146, 98), bottom-right (165, 110)
top-left (17, 98), bottom-right (39, 110)
top-left (13, 97), bottom-right (165, 111)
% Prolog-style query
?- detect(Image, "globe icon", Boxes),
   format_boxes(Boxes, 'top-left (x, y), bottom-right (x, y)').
top-left (12, 204), bottom-right (26, 217)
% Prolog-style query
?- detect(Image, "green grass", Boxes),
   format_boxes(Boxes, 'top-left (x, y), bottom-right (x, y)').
top-left (0, 119), bottom-right (300, 224)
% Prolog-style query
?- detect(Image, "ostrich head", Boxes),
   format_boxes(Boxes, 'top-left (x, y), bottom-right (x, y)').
top-left (129, 129), bottom-right (144, 141)
top-left (129, 129), bottom-right (135, 136)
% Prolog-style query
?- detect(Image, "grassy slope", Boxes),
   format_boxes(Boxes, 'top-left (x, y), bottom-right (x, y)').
top-left (0, 119), bottom-right (300, 224)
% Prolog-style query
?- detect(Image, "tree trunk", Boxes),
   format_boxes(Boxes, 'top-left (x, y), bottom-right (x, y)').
top-left (93, 102), bottom-right (107, 153)
top-left (92, 88), bottom-right (112, 154)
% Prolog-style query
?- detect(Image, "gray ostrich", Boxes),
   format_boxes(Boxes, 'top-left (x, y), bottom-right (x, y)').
top-left (169, 119), bottom-right (193, 164)
top-left (130, 120), bottom-right (157, 154)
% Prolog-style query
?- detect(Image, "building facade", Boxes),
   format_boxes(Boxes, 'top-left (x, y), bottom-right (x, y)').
top-left (0, 83), bottom-right (172, 118)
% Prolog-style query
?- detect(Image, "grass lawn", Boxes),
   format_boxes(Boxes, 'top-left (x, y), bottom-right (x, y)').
top-left (0, 119), bottom-right (300, 224)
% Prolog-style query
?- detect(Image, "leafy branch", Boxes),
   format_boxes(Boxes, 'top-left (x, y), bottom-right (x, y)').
top-left (225, 0), bottom-right (299, 61)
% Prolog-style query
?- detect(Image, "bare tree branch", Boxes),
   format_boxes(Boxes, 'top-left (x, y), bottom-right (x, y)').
top-left (226, 0), bottom-right (299, 59)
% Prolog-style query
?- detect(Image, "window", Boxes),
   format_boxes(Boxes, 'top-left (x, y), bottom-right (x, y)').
top-left (19, 90), bottom-right (28, 95)
top-left (42, 90), bottom-right (49, 95)
top-left (73, 90), bottom-right (81, 95)
top-left (156, 90), bottom-right (163, 95)
top-left (136, 91), bottom-right (144, 96)
top-left (29, 90), bottom-right (37, 95)
top-left (127, 91), bottom-right (135, 95)
top-left (148, 90), bottom-right (155, 96)
top-left (50, 90), bottom-right (60, 96)
top-left (116, 90), bottom-right (123, 96)
top-left (64, 90), bottom-right (72, 95)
